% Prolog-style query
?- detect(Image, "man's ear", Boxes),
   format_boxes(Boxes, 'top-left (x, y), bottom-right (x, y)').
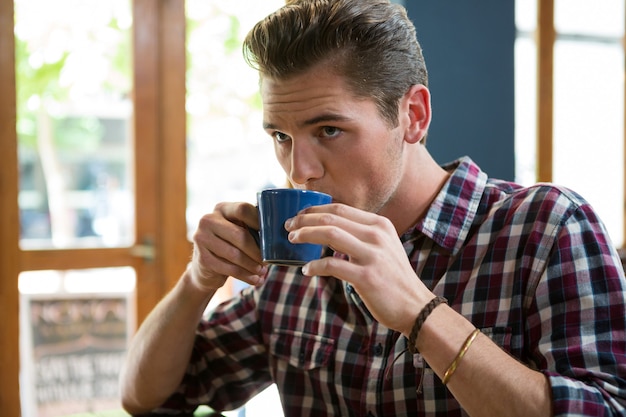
top-left (402, 84), bottom-right (431, 144)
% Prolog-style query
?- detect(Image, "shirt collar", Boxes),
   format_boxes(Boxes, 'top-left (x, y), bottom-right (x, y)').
top-left (403, 156), bottom-right (487, 255)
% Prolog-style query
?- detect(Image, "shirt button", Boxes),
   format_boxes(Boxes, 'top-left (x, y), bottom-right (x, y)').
top-left (373, 343), bottom-right (383, 356)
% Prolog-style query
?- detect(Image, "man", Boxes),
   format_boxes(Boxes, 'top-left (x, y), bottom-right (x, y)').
top-left (120, 1), bottom-right (626, 416)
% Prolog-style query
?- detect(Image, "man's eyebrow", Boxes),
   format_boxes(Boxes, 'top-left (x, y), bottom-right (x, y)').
top-left (302, 113), bottom-right (352, 126)
top-left (263, 113), bottom-right (352, 130)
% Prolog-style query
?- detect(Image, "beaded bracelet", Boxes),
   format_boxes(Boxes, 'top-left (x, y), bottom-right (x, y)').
top-left (442, 328), bottom-right (481, 385)
top-left (408, 296), bottom-right (448, 354)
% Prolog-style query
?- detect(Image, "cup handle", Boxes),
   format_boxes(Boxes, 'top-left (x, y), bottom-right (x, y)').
top-left (247, 225), bottom-right (261, 248)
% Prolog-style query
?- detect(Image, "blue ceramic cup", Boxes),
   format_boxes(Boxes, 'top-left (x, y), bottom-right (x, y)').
top-left (257, 188), bottom-right (332, 266)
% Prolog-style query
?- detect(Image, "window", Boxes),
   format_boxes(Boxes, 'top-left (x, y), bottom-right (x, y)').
top-left (186, 1), bottom-right (285, 236)
top-left (15, 0), bottom-right (134, 250)
top-left (515, 0), bottom-right (625, 247)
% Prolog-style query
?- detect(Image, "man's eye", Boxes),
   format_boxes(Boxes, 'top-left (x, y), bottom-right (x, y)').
top-left (321, 126), bottom-right (341, 138)
top-left (273, 132), bottom-right (291, 143)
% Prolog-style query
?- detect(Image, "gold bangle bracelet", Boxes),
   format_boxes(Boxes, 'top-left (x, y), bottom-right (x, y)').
top-left (442, 328), bottom-right (480, 385)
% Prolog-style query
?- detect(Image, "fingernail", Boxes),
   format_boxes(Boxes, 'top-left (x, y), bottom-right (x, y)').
top-left (301, 264), bottom-right (310, 275)
top-left (284, 218), bottom-right (293, 229)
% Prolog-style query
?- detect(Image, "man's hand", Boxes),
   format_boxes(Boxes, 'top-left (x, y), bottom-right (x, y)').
top-left (285, 203), bottom-right (434, 335)
top-left (190, 201), bottom-right (267, 293)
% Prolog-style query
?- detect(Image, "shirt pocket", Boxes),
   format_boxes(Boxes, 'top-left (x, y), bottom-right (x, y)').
top-left (269, 328), bottom-right (336, 370)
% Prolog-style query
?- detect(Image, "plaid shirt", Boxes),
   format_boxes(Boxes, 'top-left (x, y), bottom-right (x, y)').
top-left (156, 157), bottom-right (626, 416)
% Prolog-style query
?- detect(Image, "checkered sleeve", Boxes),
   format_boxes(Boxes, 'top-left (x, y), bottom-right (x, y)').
top-left (532, 195), bottom-right (626, 416)
top-left (150, 287), bottom-right (273, 414)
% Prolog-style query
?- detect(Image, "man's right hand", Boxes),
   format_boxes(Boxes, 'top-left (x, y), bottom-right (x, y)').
top-left (189, 201), bottom-right (267, 293)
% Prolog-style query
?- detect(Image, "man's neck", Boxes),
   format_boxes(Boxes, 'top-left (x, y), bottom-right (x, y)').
top-left (383, 146), bottom-right (450, 235)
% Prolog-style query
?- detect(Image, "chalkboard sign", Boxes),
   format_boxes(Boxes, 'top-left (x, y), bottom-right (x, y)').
top-left (20, 293), bottom-right (134, 417)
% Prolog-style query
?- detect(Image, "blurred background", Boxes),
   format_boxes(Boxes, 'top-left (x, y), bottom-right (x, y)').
top-left (0, 0), bottom-right (624, 415)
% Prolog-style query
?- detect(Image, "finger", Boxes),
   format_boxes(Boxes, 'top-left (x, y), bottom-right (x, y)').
top-left (216, 201), bottom-right (260, 230)
top-left (208, 203), bottom-right (264, 263)
top-left (287, 211), bottom-right (396, 260)
top-left (300, 255), bottom-right (361, 281)
top-left (192, 241), bottom-right (267, 287)
top-left (296, 203), bottom-right (381, 227)
top-left (190, 246), bottom-right (266, 290)
top-left (195, 225), bottom-right (264, 277)
top-left (287, 203), bottom-right (396, 244)
top-left (289, 223), bottom-right (372, 262)
top-left (194, 214), bottom-right (264, 278)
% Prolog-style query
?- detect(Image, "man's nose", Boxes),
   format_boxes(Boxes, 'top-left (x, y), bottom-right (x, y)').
top-left (289, 139), bottom-right (323, 186)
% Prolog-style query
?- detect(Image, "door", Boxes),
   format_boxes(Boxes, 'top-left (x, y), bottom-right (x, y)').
top-left (0, 1), bottom-right (189, 415)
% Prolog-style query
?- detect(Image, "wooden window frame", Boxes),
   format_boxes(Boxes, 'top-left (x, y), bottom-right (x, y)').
top-left (536, 0), bottom-right (555, 184)
top-left (0, 1), bottom-right (21, 414)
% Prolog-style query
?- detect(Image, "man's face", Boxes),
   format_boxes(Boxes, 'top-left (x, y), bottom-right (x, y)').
top-left (261, 64), bottom-right (407, 215)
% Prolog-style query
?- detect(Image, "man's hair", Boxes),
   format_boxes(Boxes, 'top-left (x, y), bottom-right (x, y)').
top-left (243, 0), bottom-right (428, 127)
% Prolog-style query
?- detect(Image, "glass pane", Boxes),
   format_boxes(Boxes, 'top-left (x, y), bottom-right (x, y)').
top-left (515, 0), bottom-right (537, 33)
top-left (555, 0), bottom-right (624, 37)
top-left (15, 0), bottom-right (134, 250)
top-left (514, 36), bottom-right (537, 186)
top-left (186, 0), bottom-right (286, 237)
top-left (553, 40), bottom-right (624, 247)
top-left (19, 268), bottom-right (135, 417)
